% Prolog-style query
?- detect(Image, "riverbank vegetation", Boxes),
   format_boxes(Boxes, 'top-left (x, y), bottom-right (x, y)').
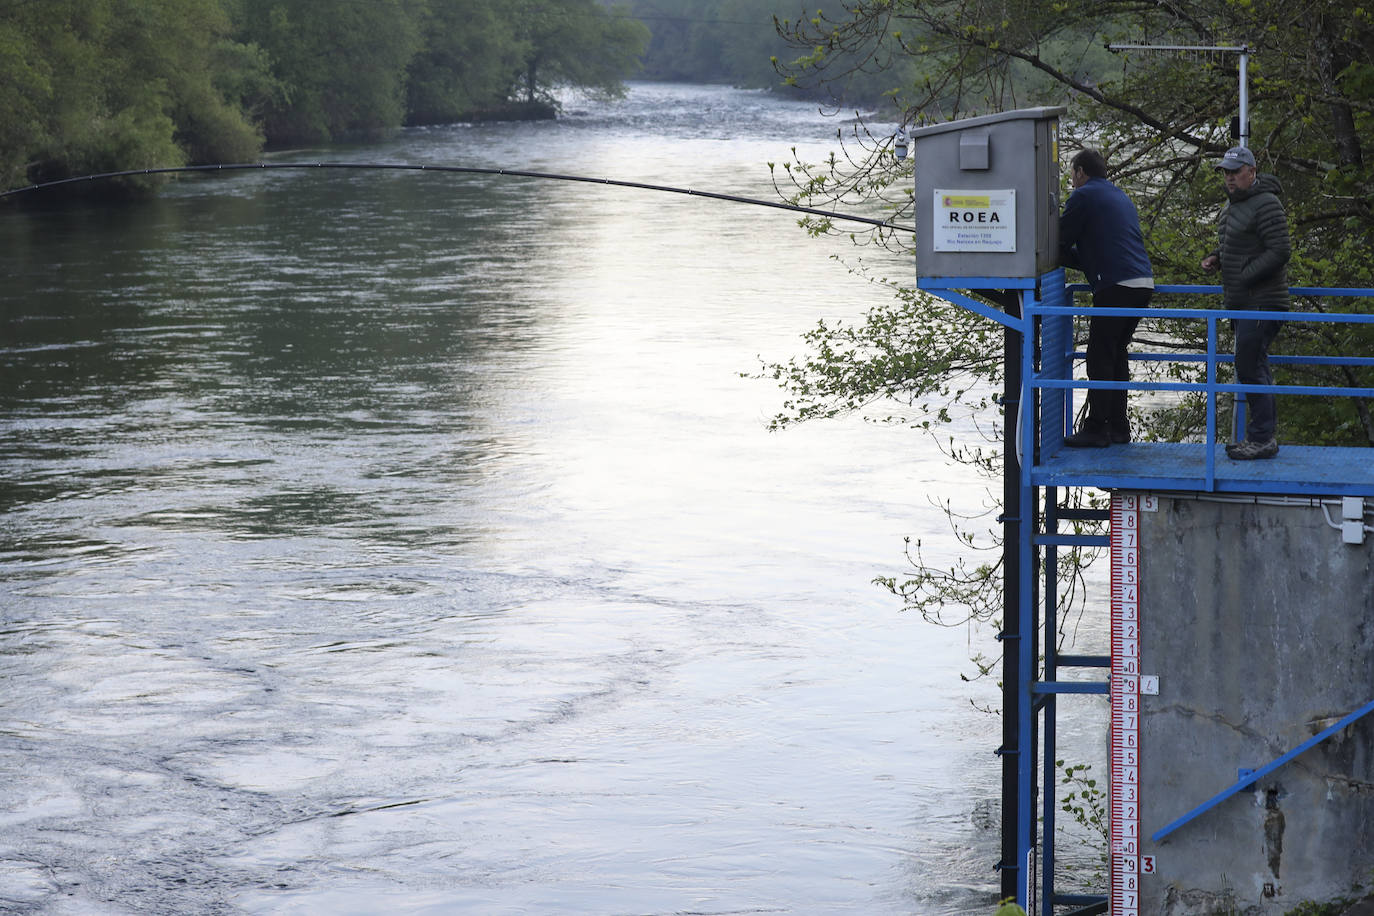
top-left (0, 0), bottom-right (648, 192)
top-left (765, 0), bottom-right (1373, 446)
top-left (621, 0), bottom-right (907, 99)
top-left (760, 1), bottom-right (1372, 901)
top-left (760, 0), bottom-right (1373, 628)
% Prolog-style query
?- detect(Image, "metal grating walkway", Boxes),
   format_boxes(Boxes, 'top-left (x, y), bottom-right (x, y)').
top-left (1035, 442), bottom-right (1374, 497)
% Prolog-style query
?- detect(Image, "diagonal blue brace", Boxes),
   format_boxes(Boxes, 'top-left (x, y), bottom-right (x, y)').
top-left (916, 280), bottom-right (1029, 331)
top-left (1152, 697), bottom-right (1374, 842)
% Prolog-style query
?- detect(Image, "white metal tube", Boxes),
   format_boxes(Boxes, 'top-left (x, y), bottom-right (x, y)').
top-left (1238, 49), bottom-right (1250, 148)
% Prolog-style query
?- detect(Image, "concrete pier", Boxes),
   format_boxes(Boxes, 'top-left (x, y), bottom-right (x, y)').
top-left (1136, 492), bottom-right (1374, 914)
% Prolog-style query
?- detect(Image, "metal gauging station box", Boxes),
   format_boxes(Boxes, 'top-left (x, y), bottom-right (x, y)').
top-left (911, 107), bottom-right (1066, 281)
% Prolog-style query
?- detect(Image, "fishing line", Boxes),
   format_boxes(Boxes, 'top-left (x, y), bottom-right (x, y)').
top-left (0, 161), bottom-right (916, 233)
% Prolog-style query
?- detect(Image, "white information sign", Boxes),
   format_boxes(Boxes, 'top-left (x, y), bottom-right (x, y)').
top-left (933, 188), bottom-right (1016, 252)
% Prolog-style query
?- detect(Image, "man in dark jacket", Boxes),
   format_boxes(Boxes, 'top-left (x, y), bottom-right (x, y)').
top-left (1059, 149), bottom-right (1155, 447)
top-left (1201, 146), bottom-right (1291, 460)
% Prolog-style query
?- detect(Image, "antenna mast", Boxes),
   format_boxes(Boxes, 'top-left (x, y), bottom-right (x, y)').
top-left (1108, 43), bottom-right (1251, 148)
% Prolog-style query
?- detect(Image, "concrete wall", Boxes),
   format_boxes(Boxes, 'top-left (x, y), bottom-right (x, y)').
top-left (1136, 492), bottom-right (1374, 914)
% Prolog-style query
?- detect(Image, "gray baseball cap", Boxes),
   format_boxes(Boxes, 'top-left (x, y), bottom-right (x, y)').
top-left (1216, 146), bottom-right (1256, 170)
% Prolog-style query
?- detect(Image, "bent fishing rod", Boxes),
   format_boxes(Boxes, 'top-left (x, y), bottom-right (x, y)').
top-left (0, 161), bottom-right (916, 234)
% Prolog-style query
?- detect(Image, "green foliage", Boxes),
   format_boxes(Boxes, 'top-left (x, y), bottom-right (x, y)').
top-left (624, 0), bottom-right (818, 90)
top-left (0, 0), bottom-right (262, 193)
top-left (763, 0), bottom-right (1374, 444)
top-left (0, 9), bottom-right (58, 189)
top-left (755, 275), bottom-right (1003, 433)
top-left (405, 0), bottom-right (524, 125)
top-left (233, 0), bottom-right (425, 145)
top-left (0, 0), bottom-right (650, 192)
top-left (510, 0), bottom-right (649, 105)
top-left (1056, 760), bottom-right (1108, 886)
top-left (755, 0), bottom-right (1373, 646)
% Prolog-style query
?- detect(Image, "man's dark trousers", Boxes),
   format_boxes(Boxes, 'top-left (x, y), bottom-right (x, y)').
top-left (1084, 285), bottom-right (1152, 437)
top-left (1234, 317), bottom-right (1284, 442)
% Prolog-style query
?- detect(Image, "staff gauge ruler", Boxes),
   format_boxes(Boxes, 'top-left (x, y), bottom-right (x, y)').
top-left (1109, 494), bottom-right (1155, 914)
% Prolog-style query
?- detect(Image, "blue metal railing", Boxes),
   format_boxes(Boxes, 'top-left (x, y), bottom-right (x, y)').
top-left (1027, 278), bottom-right (1374, 491)
top-left (914, 272), bottom-right (1374, 914)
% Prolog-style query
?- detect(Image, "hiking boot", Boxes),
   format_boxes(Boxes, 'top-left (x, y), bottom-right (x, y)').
top-left (1064, 425), bottom-right (1111, 448)
top-left (1110, 425), bottom-right (1131, 444)
top-left (1225, 438), bottom-right (1279, 460)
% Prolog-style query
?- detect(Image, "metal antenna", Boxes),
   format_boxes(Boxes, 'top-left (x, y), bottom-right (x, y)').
top-left (1107, 43), bottom-right (1252, 148)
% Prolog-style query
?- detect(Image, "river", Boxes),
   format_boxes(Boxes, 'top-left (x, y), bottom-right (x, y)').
top-left (0, 83), bottom-right (1007, 914)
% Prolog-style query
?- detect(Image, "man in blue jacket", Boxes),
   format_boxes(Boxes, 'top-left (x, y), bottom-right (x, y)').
top-left (1058, 149), bottom-right (1155, 447)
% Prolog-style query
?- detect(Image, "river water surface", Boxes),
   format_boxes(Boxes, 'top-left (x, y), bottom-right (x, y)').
top-left (1, 83), bottom-right (1006, 914)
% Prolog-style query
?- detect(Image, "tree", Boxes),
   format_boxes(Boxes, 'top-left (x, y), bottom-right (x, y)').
top-left (232, 0), bottom-right (424, 145)
top-left (0, 0), bottom-right (264, 192)
top-left (405, 0), bottom-right (525, 125)
top-left (0, 2), bottom-right (61, 189)
top-left (757, 0), bottom-right (1373, 635)
top-left (625, 0), bottom-right (801, 88)
top-left (765, 0), bottom-right (1374, 445)
top-left (626, 0), bottom-right (724, 81)
top-left (509, 0), bottom-right (649, 106)
top-left (0, 0), bottom-right (657, 191)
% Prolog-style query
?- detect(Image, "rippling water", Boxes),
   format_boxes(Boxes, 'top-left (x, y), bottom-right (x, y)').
top-left (1, 84), bottom-right (1007, 914)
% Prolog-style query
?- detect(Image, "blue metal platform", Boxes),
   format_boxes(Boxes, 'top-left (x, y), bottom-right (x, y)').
top-left (1036, 442), bottom-right (1374, 497)
top-left (918, 270), bottom-right (1374, 914)
top-left (1021, 276), bottom-right (1374, 499)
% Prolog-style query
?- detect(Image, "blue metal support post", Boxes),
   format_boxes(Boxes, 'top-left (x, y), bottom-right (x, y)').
top-left (928, 264), bottom-right (1374, 915)
top-left (1017, 284), bottom-right (1040, 912)
top-left (999, 285), bottom-right (1027, 904)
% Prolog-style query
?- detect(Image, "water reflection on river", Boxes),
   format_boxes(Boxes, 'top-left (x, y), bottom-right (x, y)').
top-left (0, 84), bottom-right (1004, 914)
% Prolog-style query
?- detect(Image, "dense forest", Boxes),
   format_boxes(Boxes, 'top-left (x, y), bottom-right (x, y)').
top-left (0, 0), bottom-right (650, 192)
top-left (619, 0), bottom-right (972, 107)
top-left (0, 0), bottom-right (1091, 195)
top-left (620, 0), bottom-right (795, 89)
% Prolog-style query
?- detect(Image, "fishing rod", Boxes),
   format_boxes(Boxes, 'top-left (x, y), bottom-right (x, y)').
top-left (0, 161), bottom-right (917, 234)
